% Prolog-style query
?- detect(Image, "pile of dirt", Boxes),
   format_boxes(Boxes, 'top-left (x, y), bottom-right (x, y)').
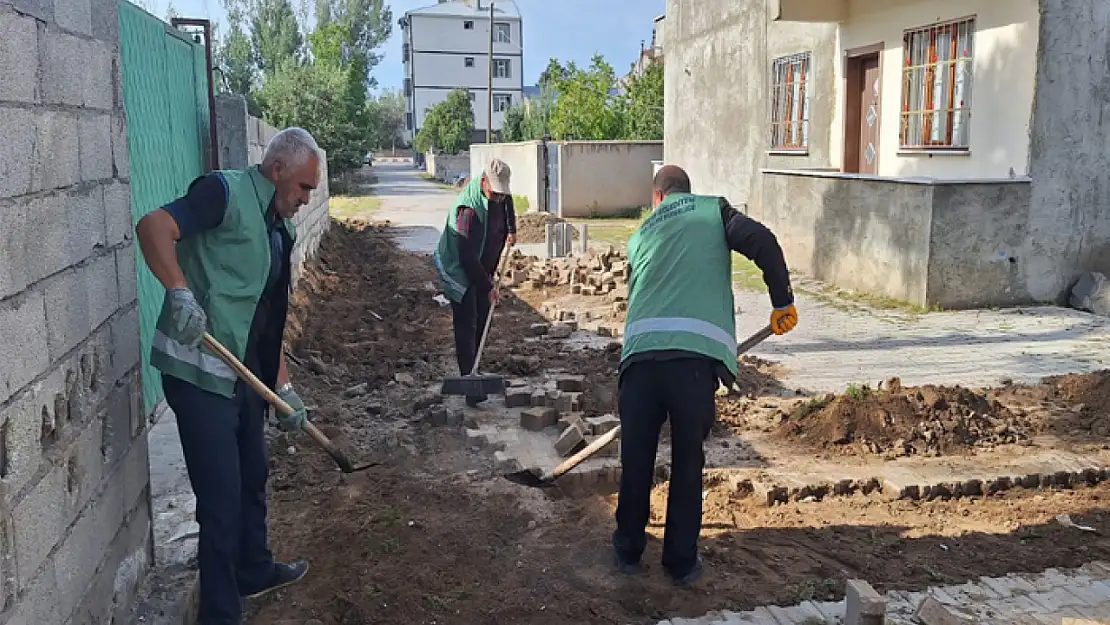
top-left (774, 377), bottom-right (1030, 457)
top-left (1022, 370), bottom-right (1110, 437)
top-left (515, 211), bottom-right (579, 244)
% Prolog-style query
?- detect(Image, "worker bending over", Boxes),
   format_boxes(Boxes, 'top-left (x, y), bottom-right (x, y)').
top-left (135, 128), bottom-right (320, 624)
top-left (614, 165), bottom-right (798, 585)
top-left (433, 158), bottom-right (517, 406)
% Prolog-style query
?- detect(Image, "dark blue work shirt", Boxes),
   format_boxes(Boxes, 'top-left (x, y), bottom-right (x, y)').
top-left (164, 172), bottom-right (292, 386)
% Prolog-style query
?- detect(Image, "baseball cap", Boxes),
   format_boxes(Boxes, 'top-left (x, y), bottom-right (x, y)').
top-left (484, 158), bottom-right (512, 195)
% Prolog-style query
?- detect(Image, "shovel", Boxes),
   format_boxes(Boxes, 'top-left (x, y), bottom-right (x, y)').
top-left (201, 333), bottom-right (378, 474)
top-left (440, 246), bottom-right (513, 399)
top-left (502, 324), bottom-right (776, 489)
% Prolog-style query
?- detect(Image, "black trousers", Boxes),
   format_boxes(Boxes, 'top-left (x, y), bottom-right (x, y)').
top-left (612, 357), bottom-right (717, 577)
top-left (450, 284), bottom-right (492, 377)
top-left (163, 374), bottom-right (276, 625)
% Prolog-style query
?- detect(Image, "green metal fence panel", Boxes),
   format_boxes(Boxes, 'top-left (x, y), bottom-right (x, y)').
top-left (118, 1), bottom-right (210, 414)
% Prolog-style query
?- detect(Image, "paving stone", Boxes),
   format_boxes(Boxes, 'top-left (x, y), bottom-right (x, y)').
top-left (844, 579), bottom-right (885, 625)
top-left (555, 423), bottom-right (586, 457)
top-left (1063, 580), bottom-right (1110, 606)
top-left (504, 387), bottom-right (532, 408)
top-left (557, 413), bottom-right (587, 431)
top-left (555, 374), bottom-right (586, 392)
top-left (530, 389), bottom-right (546, 407)
top-left (980, 573), bottom-right (1039, 597)
top-left (520, 407), bottom-right (558, 431)
top-left (768, 601), bottom-right (826, 623)
top-left (547, 322), bottom-right (573, 339)
top-left (809, 600), bottom-right (845, 622)
top-left (584, 435), bottom-right (619, 458)
top-left (586, 413), bottom-right (620, 435)
top-left (1027, 587), bottom-right (1086, 612)
top-left (915, 596), bottom-right (977, 625)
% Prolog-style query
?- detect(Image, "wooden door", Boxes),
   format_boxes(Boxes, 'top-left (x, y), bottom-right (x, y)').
top-left (857, 55), bottom-right (881, 174)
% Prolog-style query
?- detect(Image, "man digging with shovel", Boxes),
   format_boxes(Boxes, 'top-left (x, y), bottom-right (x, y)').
top-left (135, 128), bottom-right (320, 624)
top-left (434, 158), bottom-right (517, 406)
top-left (613, 165), bottom-right (798, 586)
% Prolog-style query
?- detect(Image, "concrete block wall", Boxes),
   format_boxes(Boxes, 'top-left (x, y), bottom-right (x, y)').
top-left (425, 151), bottom-right (470, 184)
top-left (0, 0), bottom-right (152, 623)
top-left (557, 141), bottom-right (662, 218)
top-left (213, 94), bottom-right (331, 286)
top-left (470, 141), bottom-right (544, 211)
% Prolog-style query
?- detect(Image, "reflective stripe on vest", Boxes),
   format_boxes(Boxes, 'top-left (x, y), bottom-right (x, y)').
top-left (624, 316), bottom-right (737, 356)
top-left (152, 330), bottom-right (238, 381)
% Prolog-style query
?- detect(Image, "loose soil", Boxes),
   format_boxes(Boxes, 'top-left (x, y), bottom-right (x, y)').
top-left (243, 220), bottom-right (1110, 625)
top-left (515, 212), bottom-right (579, 244)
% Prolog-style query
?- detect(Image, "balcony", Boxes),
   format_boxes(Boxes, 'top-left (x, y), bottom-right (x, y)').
top-left (772, 0), bottom-right (846, 23)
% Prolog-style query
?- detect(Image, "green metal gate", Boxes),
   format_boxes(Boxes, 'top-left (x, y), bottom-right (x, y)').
top-left (118, 1), bottom-right (212, 414)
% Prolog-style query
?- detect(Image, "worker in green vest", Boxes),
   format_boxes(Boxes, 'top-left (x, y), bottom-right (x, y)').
top-left (613, 165), bottom-right (798, 586)
top-left (433, 158), bottom-right (516, 406)
top-left (135, 128), bottom-right (320, 624)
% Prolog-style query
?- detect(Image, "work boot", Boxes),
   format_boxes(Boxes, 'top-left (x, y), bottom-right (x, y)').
top-left (241, 560), bottom-right (310, 599)
top-left (667, 555), bottom-right (703, 587)
top-left (613, 549), bottom-right (643, 575)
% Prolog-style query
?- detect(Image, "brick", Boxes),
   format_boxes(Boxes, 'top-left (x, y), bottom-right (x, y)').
top-left (55, 0), bottom-right (92, 35)
top-left (555, 375), bottom-right (586, 392)
top-left (503, 387), bottom-right (531, 408)
top-left (115, 246), bottom-right (137, 306)
top-left (520, 407), bottom-right (557, 432)
top-left (110, 113), bottom-right (129, 179)
top-left (12, 465), bottom-right (67, 586)
top-left (0, 107), bottom-right (37, 199)
top-left (0, 10), bottom-right (39, 104)
top-left (554, 423), bottom-right (586, 457)
top-left (845, 579), bottom-right (886, 625)
top-left (103, 181), bottom-right (132, 246)
top-left (33, 109), bottom-right (82, 191)
top-left (0, 290), bottom-right (49, 405)
top-left (43, 29), bottom-right (113, 109)
top-left (44, 254), bottom-right (119, 360)
top-left (586, 414), bottom-right (620, 435)
top-left (78, 112), bottom-right (114, 182)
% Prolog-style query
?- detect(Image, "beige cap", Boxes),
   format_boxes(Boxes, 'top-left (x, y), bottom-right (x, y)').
top-left (484, 158), bottom-right (511, 195)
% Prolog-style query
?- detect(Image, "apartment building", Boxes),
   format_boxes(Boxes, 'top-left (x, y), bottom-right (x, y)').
top-left (400, 0), bottom-right (524, 143)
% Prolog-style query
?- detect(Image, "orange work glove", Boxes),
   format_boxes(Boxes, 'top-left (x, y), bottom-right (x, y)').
top-left (770, 304), bottom-right (798, 335)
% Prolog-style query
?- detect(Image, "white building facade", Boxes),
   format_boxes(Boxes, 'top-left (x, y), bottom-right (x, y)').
top-left (400, 0), bottom-right (524, 143)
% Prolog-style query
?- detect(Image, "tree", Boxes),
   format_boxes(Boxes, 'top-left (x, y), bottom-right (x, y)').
top-left (622, 61), bottom-right (663, 140)
top-left (547, 55), bottom-right (624, 141)
top-left (216, 0), bottom-right (257, 105)
top-left (367, 89), bottom-right (405, 149)
top-left (502, 105), bottom-right (525, 142)
top-left (249, 0), bottom-right (303, 76)
top-left (414, 89), bottom-right (473, 154)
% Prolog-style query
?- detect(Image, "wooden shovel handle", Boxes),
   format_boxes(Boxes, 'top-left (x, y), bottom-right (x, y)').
top-left (547, 424), bottom-right (622, 480)
top-left (470, 244), bottom-right (513, 375)
top-left (200, 333), bottom-right (341, 457)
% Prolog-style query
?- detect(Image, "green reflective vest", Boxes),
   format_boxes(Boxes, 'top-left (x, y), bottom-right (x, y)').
top-left (621, 193), bottom-right (738, 377)
top-left (150, 166), bottom-right (297, 398)
top-left (433, 176), bottom-right (489, 303)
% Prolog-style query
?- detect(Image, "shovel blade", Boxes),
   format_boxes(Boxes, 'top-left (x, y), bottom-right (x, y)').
top-left (502, 468), bottom-right (556, 488)
top-left (441, 374), bottom-right (506, 397)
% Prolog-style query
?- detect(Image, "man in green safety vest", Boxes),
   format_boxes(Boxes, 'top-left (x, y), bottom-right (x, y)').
top-left (135, 128), bottom-right (320, 624)
top-left (613, 165), bottom-right (799, 586)
top-left (433, 158), bottom-right (517, 406)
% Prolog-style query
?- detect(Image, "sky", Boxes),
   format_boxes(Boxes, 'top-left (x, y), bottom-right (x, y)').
top-left (138, 0), bottom-right (666, 91)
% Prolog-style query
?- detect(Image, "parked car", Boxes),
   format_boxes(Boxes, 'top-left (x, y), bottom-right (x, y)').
top-left (364, 151), bottom-right (373, 166)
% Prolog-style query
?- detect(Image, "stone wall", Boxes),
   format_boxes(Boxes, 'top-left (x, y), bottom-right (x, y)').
top-left (425, 151), bottom-right (469, 184)
top-left (214, 95), bottom-right (331, 287)
top-left (0, 0), bottom-right (151, 622)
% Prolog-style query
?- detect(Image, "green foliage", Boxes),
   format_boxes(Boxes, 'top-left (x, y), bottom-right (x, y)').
top-left (365, 89), bottom-right (405, 148)
top-left (414, 89), bottom-right (474, 154)
top-left (212, 0), bottom-right (394, 176)
top-left (496, 55), bottom-right (663, 144)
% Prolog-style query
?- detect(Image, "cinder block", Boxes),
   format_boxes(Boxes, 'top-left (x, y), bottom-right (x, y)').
top-left (520, 407), bottom-right (557, 432)
top-left (9, 0), bottom-right (53, 21)
top-left (12, 465), bottom-right (68, 587)
top-left (44, 253), bottom-right (119, 360)
top-left (110, 113), bottom-right (129, 179)
top-left (120, 423), bottom-right (150, 511)
top-left (33, 109), bottom-right (81, 191)
top-left (68, 494), bottom-right (151, 624)
top-left (845, 579), bottom-right (886, 625)
top-left (557, 413), bottom-right (586, 432)
top-left (0, 191), bottom-right (104, 299)
top-left (503, 387), bottom-right (531, 408)
top-left (555, 424), bottom-right (586, 457)
top-left (115, 246), bottom-right (137, 306)
top-left (0, 10), bottom-right (39, 104)
top-left (109, 306), bottom-right (140, 383)
top-left (101, 383), bottom-right (133, 467)
top-left (66, 415), bottom-right (107, 517)
top-left (89, 0), bottom-right (119, 41)
top-left (0, 107), bottom-right (37, 199)
top-left (556, 374), bottom-right (586, 392)
top-left (103, 181), bottom-right (132, 246)
top-left (43, 30), bottom-right (113, 109)
top-left (0, 290), bottom-right (50, 405)
top-left (55, 0), bottom-right (92, 35)
top-left (529, 389), bottom-right (545, 407)
top-left (4, 554), bottom-right (63, 625)
top-left (586, 414), bottom-right (620, 435)
top-left (79, 113), bottom-right (114, 183)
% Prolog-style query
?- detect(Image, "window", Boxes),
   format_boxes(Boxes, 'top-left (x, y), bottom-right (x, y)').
top-left (493, 94), bottom-right (512, 112)
top-left (900, 17), bottom-right (975, 149)
top-left (463, 20), bottom-right (474, 29)
top-left (468, 91), bottom-right (476, 101)
top-left (493, 58), bottom-right (511, 79)
top-left (402, 43), bottom-right (410, 62)
top-left (403, 78), bottom-right (412, 97)
top-left (769, 53), bottom-right (810, 151)
top-left (465, 57), bottom-right (475, 68)
top-left (405, 112), bottom-right (413, 130)
top-left (494, 22), bottom-right (511, 43)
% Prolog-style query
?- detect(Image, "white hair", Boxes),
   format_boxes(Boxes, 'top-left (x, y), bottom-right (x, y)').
top-left (262, 127), bottom-right (320, 169)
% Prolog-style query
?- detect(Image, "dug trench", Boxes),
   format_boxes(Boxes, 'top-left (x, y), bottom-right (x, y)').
top-left (245, 219), bottom-right (1110, 625)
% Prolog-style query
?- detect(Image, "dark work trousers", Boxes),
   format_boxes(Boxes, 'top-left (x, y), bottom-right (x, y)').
top-left (450, 283), bottom-right (493, 377)
top-left (163, 374), bottom-right (276, 625)
top-left (612, 357), bottom-right (718, 577)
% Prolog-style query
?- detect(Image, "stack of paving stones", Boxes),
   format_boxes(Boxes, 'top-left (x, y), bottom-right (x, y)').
top-left (646, 563), bottom-right (1110, 625)
top-left (505, 247), bottom-right (630, 314)
top-left (510, 375), bottom-right (621, 458)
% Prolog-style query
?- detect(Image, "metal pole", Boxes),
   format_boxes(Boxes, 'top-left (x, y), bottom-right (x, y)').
top-left (171, 18), bottom-right (219, 170)
top-left (486, 1), bottom-right (494, 143)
